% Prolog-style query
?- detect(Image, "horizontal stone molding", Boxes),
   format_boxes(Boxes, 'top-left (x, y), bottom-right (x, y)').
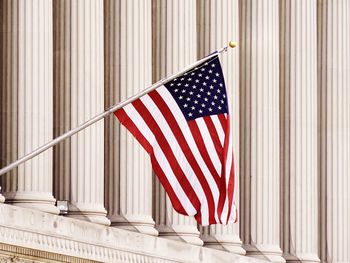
top-left (0, 204), bottom-right (267, 263)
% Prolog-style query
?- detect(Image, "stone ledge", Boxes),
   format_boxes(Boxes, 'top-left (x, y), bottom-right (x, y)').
top-left (0, 204), bottom-right (266, 263)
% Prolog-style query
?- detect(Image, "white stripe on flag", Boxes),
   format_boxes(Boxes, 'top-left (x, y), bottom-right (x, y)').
top-left (123, 104), bottom-right (155, 144)
top-left (140, 93), bottom-right (210, 223)
top-left (195, 118), bottom-right (222, 176)
top-left (211, 115), bottom-right (225, 146)
top-left (122, 105), bottom-right (197, 216)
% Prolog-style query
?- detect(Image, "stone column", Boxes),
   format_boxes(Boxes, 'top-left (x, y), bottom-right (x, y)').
top-left (197, 0), bottom-right (245, 255)
top-left (53, 0), bottom-right (110, 225)
top-left (152, 0), bottom-right (203, 245)
top-left (239, 0), bottom-right (284, 262)
top-left (280, 1), bottom-right (320, 262)
top-left (0, 0), bottom-right (58, 214)
top-left (104, 0), bottom-right (157, 235)
top-left (318, 1), bottom-right (350, 262)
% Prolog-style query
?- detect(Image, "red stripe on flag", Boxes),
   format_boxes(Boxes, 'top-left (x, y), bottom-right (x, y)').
top-left (220, 116), bottom-right (232, 223)
top-left (132, 98), bottom-right (201, 212)
top-left (114, 109), bottom-right (152, 154)
top-left (226, 158), bottom-right (235, 223)
top-left (150, 154), bottom-right (188, 215)
top-left (187, 120), bottom-right (221, 188)
top-left (203, 116), bottom-right (223, 159)
top-left (218, 114), bottom-right (227, 132)
top-left (149, 91), bottom-right (216, 224)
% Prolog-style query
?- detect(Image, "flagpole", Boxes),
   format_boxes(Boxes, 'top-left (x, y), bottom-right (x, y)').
top-left (0, 41), bottom-right (237, 177)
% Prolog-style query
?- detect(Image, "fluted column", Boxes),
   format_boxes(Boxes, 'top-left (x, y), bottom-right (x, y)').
top-left (239, 0), bottom-right (284, 262)
top-left (104, 0), bottom-right (157, 235)
top-left (318, 1), bottom-right (350, 262)
top-left (152, 0), bottom-right (203, 245)
top-left (280, 1), bottom-right (320, 262)
top-left (0, 0), bottom-right (58, 214)
top-left (197, 0), bottom-right (244, 255)
top-left (53, 0), bottom-right (109, 225)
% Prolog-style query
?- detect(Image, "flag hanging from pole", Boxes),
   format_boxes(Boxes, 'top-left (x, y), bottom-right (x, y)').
top-left (114, 54), bottom-right (236, 226)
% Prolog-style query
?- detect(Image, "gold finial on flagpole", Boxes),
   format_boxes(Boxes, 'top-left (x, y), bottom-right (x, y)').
top-left (228, 41), bottom-right (238, 48)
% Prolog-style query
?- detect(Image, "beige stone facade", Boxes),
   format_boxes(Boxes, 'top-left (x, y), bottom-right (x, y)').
top-left (0, 0), bottom-right (349, 262)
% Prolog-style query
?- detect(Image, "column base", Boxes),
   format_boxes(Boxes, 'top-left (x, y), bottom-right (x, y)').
top-left (109, 215), bottom-right (158, 236)
top-left (283, 252), bottom-right (320, 263)
top-left (202, 234), bottom-right (246, 255)
top-left (4, 191), bottom-right (59, 214)
top-left (157, 224), bottom-right (203, 246)
top-left (0, 187), bottom-right (4, 203)
top-left (67, 203), bottom-right (111, 226)
top-left (244, 244), bottom-right (285, 263)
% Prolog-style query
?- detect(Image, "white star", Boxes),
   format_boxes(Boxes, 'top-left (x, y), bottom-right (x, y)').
top-left (194, 100), bottom-right (198, 104)
top-left (209, 85), bottom-right (214, 89)
top-left (219, 83), bottom-right (223, 87)
top-left (189, 91), bottom-right (194, 95)
top-left (185, 83), bottom-right (189, 87)
top-left (170, 83), bottom-right (174, 86)
top-left (191, 106), bottom-right (195, 110)
top-left (183, 104), bottom-right (188, 108)
top-left (217, 89), bottom-right (221, 93)
top-left (201, 68), bottom-right (205, 71)
top-left (211, 101), bottom-right (216, 105)
top-left (188, 78), bottom-right (192, 81)
top-left (181, 78), bottom-right (185, 81)
top-left (205, 62), bottom-right (208, 66)
top-left (174, 78), bottom-right (177, 81)
top-left (200, 88), bottom-right (204, 92)
top-left (203, 82), bottom-right (207, 86)
top-left (213, 79), bottom-right (217, 83)
top-left (215, 73), bottom-right (220, 77)
top-left (204, 98), bottom-right (208, 101)
top-left (218, 106), bottom-right (222, 110)
top-left (199, 109), bottom-right (203, 113)
top-left (205, 76), bottom-right (209, 80)
top-left (211, 64), bottom-right (215, 67)
top-left (186, 97), bottom-right (191, 101)
top-left (179, 96), bottom-right (183, 99)
top-left (181, 89), bottom-right (186, 93)
top-left (207, 91), bottom-right (211, 95)
top-left (191, 72), bottom-right (195, 76)
top-left (214, 95), bottom-right (218, 99)
top-left (188, 112), bottom-right (193, 117)
top-left (195, 79), bottom-right (199, 83)
top-left (192, 85), bottom-right (197, 89)
top-left (177, 83), bottom-right (181, 86)
top-left (197, 94), bottom-right (201, 98)
top-left (198, 74), bottom-right (203, 77)
top-left (223, 94), bottom-right (226, 98)
top-left (201, 103), bottom-right (206, 108)
top-left (209, 70), bottom-right (213, 73)
top-left (209, 108), bottom-right (213, 112)
top-left (221, 100), bottom-right (224, 104)
top-left (174, 89), bottom-right (178, 92)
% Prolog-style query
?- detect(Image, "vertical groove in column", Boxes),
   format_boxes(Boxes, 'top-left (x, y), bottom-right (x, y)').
top-left (196, 0), bottom-right (245, 255)
top-left (0, 0), bottom-right (58, 214)
top-left (239, 0), bottom-right (284, 262)
top-left (318, 1), bottom-right (350, 262)
top-left (152, 0), bottom-right (203, 246)
top-left (280, 0), bottom-right (320, 262)
top-left (104, 0), bottom-right (157, 236)
top-left (53, 0), bottom-right (109, 226)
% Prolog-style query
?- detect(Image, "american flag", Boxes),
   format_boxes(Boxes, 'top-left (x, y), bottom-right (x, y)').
top-left (114, 55), bottom-right (236, 226)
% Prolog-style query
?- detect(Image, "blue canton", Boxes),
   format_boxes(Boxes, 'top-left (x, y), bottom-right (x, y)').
top-left (164, 56), bottom-right (228, 121)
